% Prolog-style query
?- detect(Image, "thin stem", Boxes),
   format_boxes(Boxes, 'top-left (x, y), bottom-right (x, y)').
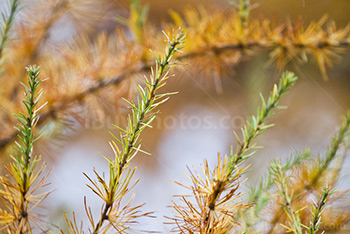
top-left (92, 31), bottom-right (185, 234)
top-left (241, 150), bottom-right (311, 232)
top-left (310, 113), bottom-right (350, 186)
top-left (119, 44), bottom-right (176, 169)
top-left (270, 159), bottom-right (303, 234)
top-left (15, 66), bottom-right (43, 233)
top-left (308, 187), bottom-right (334, 234)
top-left (19, 83), bottom-right (34, 225)
top-left (229, 72), bottom-right (297, 173)
top-left (176, 40), bottom-right (350, 61)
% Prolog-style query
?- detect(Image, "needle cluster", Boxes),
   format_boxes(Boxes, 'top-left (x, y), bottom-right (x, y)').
top-left (0, 65), bottom-right (49, 233)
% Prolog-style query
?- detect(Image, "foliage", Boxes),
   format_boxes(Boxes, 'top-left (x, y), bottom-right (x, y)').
top-left (0, 65), bottom-right (49, 233)
top-left (65, 30), bottom-right (185, 234)
top-left (0, 0), bottom-right (349, 233)
top-left (1, 1), bottom-right (350, 151)
top-left (168, 72), bottom-right (298, 233)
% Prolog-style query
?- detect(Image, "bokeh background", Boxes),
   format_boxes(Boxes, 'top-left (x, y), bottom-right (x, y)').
top-left (1, 0), bottom-right (350, 232)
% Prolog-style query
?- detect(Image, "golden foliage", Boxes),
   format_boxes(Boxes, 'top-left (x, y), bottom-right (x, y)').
top-left (0, 161), bottom-right (50, 233)
top-left (0, 66), bottom-right (51, 233)
top-left (63, 30), bottom-right (185, 234)
top-left (169, 154), bottom-right (250, 233)
top-left (0, 1), bottom-right (349, 233)
top-left (1, 2), bottom-right (350, 156)
top-left (167, 8), bottom-right (350, 80)
top-left (266, 113), bottom-right (350, 233)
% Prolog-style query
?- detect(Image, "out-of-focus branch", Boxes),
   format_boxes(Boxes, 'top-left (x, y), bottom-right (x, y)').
top-left (8, 0), bottom-right (68, 100)
top-left (178, 40), bottom-right (350, 60)
top-left (0, 65), bottom-right (149, 151)
top-left (0, 0), bottom-right (19, 62)
top-left (1, 13), bottom-right (350, 153)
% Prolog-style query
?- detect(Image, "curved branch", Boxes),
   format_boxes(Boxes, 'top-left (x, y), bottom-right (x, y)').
top-left (178, 40), bottom-right (350, 60)
top-left (0, 39), bottom-right (349, 152)
top-left (0, 66), bottom-right (149, 151)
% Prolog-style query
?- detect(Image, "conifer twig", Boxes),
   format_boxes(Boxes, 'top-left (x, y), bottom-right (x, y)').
top-left (17, 66), bottom-right (41, 232)
top-left (208, 72), bottom-right (298, 226)
top-left (268, 113), bottom-right (350, 233)
top-left (307, 186), bottom-right (335, 234)
top-left (0, 65), bottom-right (49, 233)
top-left (78, 29), bottom-right (185, 234)
top-left (311, 113), bottom-right (350, 186)
top-left (269, 159), bottom-right (303, 234)
top-left (177, 40), bottom-right (350, 61)
top-left (241, 150), bottom-right (311, 232)
top-left (229, 72), bottom-right (297, 172)
top-left (170, 72), bottom-right (298, 233)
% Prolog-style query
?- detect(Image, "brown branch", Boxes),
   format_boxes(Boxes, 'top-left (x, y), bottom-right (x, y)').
top-left (1, 39), bottom-right (349, 153)
top-left (0, 65), bottom-right (148, 151)
top-left (178, 40), bottom-right (350, 60)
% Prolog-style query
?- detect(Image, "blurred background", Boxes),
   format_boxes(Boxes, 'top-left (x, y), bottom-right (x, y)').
top-left (0, 0), bottom-right (350, 232)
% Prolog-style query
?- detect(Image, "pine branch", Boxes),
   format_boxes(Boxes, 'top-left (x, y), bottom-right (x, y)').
top-left (16, 66), bottom-right (45, 233)
top-left (198, 72), bottom-right (297, 230)
top-left (178, 40), bottom-right (350, 61)
top-left (269, 159), bottom-right (303, 234)
top-left (307, 186), bottom-right (335, 234)
top-left (269, 162), bottom-right (336, 234)
top-left (170, 8), bottom-right (350, 80)
top-left (82, 30), bottom-right (186, 234)
top-left (311, 113), bottom-right (350, 186)
top-left (229, 72), bottom-right (297, 172)
top-left (240, 150), bottom-right (311, 232)
top-left (0, 65), bottom-right (48, 233)
top-left (170, 72), bottom-right (298, 233)
top-left (267, 112), bottom-right (350, 233)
